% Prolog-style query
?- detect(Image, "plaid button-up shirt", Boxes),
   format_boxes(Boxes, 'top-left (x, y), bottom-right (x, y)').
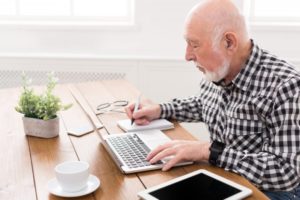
top-left (160, 40), bottom-right (300, 191)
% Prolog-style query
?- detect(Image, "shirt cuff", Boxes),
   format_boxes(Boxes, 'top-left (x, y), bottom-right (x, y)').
top-left (159, 103), bottom-right (175, 119)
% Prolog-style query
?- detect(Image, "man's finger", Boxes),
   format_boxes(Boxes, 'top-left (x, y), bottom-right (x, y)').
top-left (146, 142), bottom-right (172, 160)
top-left (125, 103), bottom-right (135, 118)
top-left (162, 156), bottom-right (181, 171)
top-left (149, 146), bottom-right (176, 164)
top-left (134, 118), bottom-right (150, 125)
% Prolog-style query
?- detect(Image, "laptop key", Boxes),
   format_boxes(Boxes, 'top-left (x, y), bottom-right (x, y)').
top-left (108, 134), bottom-right (164, 168)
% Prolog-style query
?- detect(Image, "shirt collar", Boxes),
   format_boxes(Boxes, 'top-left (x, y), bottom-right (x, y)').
top-left (230, 40), bottom-right (262, 91)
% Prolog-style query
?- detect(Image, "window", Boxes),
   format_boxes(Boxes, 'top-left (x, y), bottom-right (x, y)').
top-left (0, 0), bottom-right (134, 26)
top-left (247, 0), bottom-right (300, 23)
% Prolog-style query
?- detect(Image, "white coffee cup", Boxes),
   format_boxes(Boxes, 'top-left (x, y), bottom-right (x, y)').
top-left (55, 161), bottom-right (90, 192)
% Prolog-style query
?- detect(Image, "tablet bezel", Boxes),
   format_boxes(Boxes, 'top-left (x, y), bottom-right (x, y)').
top-left (138, 169), bottom-right (252, 200)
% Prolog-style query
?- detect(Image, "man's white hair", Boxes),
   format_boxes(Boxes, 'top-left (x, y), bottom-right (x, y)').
top-left (188, 0), bottom-right (249, 50)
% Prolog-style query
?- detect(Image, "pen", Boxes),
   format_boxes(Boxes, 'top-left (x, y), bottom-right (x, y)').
top-left (131, 94), bottom-right (141, 125)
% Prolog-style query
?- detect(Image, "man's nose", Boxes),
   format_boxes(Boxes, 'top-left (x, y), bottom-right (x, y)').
top-left (185, 46), bottom-right (195, 61)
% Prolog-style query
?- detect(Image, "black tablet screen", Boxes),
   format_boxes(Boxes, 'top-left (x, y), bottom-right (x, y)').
top-left (149, 173), bottom-right (241, 200)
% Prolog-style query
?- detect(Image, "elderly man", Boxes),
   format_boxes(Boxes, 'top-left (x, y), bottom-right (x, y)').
top-left (125, 0), bottom-right (300, 199)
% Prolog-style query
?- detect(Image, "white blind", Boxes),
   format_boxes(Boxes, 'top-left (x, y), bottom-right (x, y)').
top-left (0, 0), bottom-right (133, 24)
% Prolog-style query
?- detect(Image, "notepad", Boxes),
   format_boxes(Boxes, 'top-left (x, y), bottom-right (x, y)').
top-left (117, 119), bottom-right (174, 132)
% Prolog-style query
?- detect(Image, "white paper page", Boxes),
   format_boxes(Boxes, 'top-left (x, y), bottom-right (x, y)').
top-left (117, 119), bottom-right (174, 132)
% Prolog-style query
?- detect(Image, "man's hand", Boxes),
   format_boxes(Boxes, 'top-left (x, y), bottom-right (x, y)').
top-left (124, 99), bottom-right (161, 125)
top-left (146, 140), bottom-right (211, 171)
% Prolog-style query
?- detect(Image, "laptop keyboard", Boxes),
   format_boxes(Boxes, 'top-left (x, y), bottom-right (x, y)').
top-left (108, 134), bottom-right (163, 169)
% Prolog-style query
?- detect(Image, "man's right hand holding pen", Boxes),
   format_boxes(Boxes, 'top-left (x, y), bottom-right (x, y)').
top-left (125, 96), bottom-right (162, 126)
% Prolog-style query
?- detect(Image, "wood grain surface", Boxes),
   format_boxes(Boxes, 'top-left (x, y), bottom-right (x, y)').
top-left (0, 80), bottom-right (269, 200)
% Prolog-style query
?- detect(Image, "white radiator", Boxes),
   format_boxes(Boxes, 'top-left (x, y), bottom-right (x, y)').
top-left (0, 70), bottom-right (126, 88)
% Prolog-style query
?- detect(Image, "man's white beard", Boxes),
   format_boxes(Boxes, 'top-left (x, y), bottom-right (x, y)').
top-left (202, 58), bottom-right (230, 82)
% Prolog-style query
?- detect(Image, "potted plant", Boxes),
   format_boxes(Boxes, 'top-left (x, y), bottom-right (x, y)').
top-left (15, 72), bottom-right (72, 138)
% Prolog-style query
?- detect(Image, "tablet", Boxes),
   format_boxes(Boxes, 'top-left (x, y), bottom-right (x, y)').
top-left (138, 169), bottom-right (252, 200)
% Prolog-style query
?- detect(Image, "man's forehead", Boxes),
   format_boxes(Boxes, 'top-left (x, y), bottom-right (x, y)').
top-left (184, 29), bottom-right (203, 43)
top-left (184, 26), bottom-right (200, 43)
top-left (184, 19), bottom-right (209, 43)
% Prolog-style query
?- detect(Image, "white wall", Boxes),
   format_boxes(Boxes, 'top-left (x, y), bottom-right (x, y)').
top-left (0, 0), bottom-right (299, 141)
top-left (0, 0), bottom-right (299, 63)
top-left (0, 0), bottom-right (200, 58)
top-left (250, 28), bottom-right (300, 63)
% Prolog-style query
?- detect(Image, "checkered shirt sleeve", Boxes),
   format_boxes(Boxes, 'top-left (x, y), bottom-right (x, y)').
top-left (160, 41), bottom-right (300, 191)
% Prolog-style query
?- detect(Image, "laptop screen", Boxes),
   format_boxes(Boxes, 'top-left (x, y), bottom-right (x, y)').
top-left (149, 173), bottom-right (241, 200)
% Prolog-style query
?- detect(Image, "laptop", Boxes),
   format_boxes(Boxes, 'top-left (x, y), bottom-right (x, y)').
top-left (100, 129), bottom-right (193, 174)
top-left (138, 169), bottom-right (252, 200)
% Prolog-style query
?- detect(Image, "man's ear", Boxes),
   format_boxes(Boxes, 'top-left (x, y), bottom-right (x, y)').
top-left (223, 32), bottom-right (237, 52)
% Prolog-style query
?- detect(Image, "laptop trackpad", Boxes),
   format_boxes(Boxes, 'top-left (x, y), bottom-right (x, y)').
top-left (135, 129), bottom-right (171, 150)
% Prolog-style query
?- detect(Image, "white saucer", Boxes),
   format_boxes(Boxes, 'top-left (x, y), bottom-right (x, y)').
top-left (47, 175), bottom-right (100, 198)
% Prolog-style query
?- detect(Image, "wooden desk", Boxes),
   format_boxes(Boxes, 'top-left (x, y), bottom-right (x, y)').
top-left (0, 80), bottom-right (269, 200)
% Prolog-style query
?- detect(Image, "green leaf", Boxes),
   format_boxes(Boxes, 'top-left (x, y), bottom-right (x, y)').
top-left (15, 72), bottom-right (72, 120)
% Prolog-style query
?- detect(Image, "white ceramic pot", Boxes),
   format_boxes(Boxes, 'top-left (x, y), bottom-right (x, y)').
top-left (22, 117), bottom-right (59, 138)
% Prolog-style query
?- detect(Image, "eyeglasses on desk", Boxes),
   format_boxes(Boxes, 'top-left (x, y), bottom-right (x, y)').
top-left (96, 100), bottom-right (128, 115)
